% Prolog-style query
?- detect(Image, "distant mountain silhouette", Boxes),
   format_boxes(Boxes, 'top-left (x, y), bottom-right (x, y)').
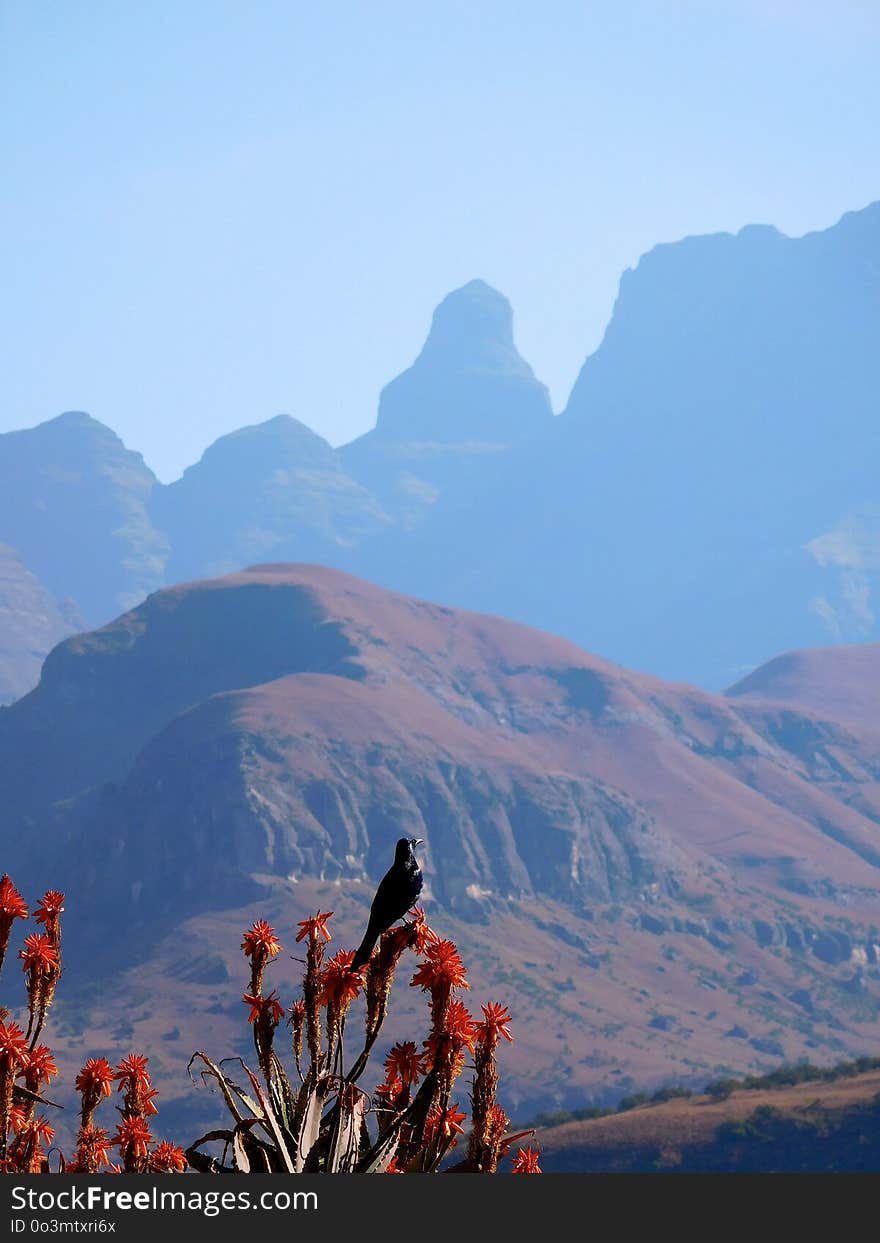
top-left (149, 414), bottom-right (390, 583)
top-left (3, 202), bottom-right (880, 698)
top-left (0, 411), bottom-right (166, 627)
top-left (360, 202), bottom-right (880, 687)
top-left (339, 279), bottom-right (552, 524)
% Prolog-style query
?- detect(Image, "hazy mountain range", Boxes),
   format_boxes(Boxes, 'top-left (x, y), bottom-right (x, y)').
top-left (4, 564), bottom-right (880, 1126)
top-left (3, 199), bottom-right (879, 702)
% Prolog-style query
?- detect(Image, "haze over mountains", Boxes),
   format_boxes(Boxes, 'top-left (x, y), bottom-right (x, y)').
top-left (2, 200), bottom-right (879, 702)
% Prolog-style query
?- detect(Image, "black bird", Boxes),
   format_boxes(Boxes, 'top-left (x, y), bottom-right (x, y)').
top-left (350, 837), bottom-right (423, 971)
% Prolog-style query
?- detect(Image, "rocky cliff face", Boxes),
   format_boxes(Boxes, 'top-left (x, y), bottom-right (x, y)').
top-left (5, 564), bottom-right (880, 946)
top-left (0, 544), bottom-right (82, 704)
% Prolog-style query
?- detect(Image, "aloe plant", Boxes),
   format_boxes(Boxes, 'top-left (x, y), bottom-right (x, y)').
top-left (185, 909), bottom-right (539, 1174)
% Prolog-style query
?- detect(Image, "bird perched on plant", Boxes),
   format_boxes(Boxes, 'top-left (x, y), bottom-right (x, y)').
top-left (350, 837), bottom-right (424, 971)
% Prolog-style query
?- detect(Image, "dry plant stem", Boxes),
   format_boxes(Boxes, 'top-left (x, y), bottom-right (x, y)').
top-left (467, 1040), bottom-right (498, 1171)
top-left (0, 1071), bottom-right (12, 1161)
top-left (347, 929), bottom-right (411, 1086)
top-left (29, 980), bottom-right (56, 1050)
top-left (303, 937), bottom-right (324, 1075)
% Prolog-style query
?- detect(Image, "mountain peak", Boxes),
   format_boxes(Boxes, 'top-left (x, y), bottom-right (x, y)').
top-left (50, 409), bottom-right (103, 427)
top-left (192, 414), bottom-right (336, 474)
top-left (369, 280), bottom-right (552, 443)
top-left (6, 410), bottom-right (125, 447)
top-left (421, 279), bottom-right (515, 359)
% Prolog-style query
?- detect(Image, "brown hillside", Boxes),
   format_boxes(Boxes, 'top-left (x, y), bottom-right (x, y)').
top-left (538, 1068), bottom-right (880, 1172)
top-left (3, 564), bottom-right (880, 1124)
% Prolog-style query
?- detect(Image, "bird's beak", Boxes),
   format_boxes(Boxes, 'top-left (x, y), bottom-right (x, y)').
top-left (414, 838), bottom-right (424, 847)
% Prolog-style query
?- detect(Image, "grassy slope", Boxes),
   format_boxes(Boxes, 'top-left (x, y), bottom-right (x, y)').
top-left (537, 1069), bottom-right (880, 1172)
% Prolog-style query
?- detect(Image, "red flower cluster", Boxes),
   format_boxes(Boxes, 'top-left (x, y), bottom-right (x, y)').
top-left (0, 877), bottom-right (28, 963)
top-left (75, 1057), bottom-right (115, 1127)
top-left (113, 1117), bottom-right (153, 1164)
top-left (241, 920), bottom-right (281, 961)
top-left (511, 1145), bottom-right (542, 1173)
top-left (76, 1057), bottom-right (114, 1098)
top-left (474, 1002), bottom-right (513, 1046)
top-left (383, 1041), bottom-right (427, 1088)
top-left (67, 1126), bottom-right (112, 1173)
top-left (34, 892), bottom-right (65, 941)
top-left (116, 1054), bottom-right (159, 1119)
top-left (408, 907), bottom-right (440, 954)
top-left (0, 1020), bottom-right (29, 1069)
top-left (296, 911), bottom-right (334, 944)
top-left (423, 1103), bottom-right (467, 1144)
top-left (241, 920), bottom-right (282, 994)
top-left (150, 1140), bottom-right (187, 1173)
top-left (410, 939), bottom-right (469, 994)
top-left (318, 950), bottom-right (363, 1011)
top-left (19, 933), bottom-right (57, 977)
top-left (0, 875), bottom-right (189, 1174)
top-left (23, 1045), bottom-right (57, 1094)
top-left (243, 991), bottom-right (285, 1025)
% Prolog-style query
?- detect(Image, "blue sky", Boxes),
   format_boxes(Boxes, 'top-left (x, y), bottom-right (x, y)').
top-left (3, 1), bottom-right (879, 481)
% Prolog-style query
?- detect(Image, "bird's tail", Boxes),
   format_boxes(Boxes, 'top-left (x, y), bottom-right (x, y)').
top-left (351, 932), bottom-right (377, 973)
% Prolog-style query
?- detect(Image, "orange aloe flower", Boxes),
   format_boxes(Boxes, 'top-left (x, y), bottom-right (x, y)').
top-left (424, 1103), bottom-right (467, 1144)
top-left (34, 891), bottom-right (65, 941)
top-left (74, 1126), bottom-right (112, 1171)
top-left (115, 1054), bottom-right (158, 1120)
top-left (243, 990), bottom-right (284, 1025)
top-left (19, 933), bottom-right (58, 976)
top-left (75, 1057), bottom-right (115, 1130)
top-left (385, 1156), bottom-right (405, 1173)
top-left (136, 1086), bottom-right (160, 1118)
top-left (0, 876), bottom-right (28, 921)
top-left (444, 999), bottom-right (477, 1050)
top-left (511, 1145), bottom-right (542, 1173)
top-left (23, 1044), bottom-right (58, 1092)
top-left (296, 911), bottom-right (334, 943)
top-left (408, 907), bottom-right (439, 953)
top-left (374, 1074), bottom-right (403, 1107)
top-left (241, 920), bottom-right (282, 960)
top-left (113, 1117), bottom-right (153, 1163)
top-left (384, 1041), bottom-right (427, 1088)
top-left (8, 1105), bottom-right (27, 1134)
top-left (115, 1054), bottom-right (151, 1094)
top-left (22, 1115), bottom-right (55, 1148)
top-left (0, 1020), bottom-right (29, 1068)
top-left (318, 950), bottom-right (363, 1010)
top-left (474, 1002), bottom-right (513, 1046)
top-left (76, 1058), bottom-right (114, 1100)
top-left (0, 877), bottom-right (28, 963)
top-left (410, 940), bottom-right (469, 993)
top-left (150, 1141), bottom-right (188, 1173)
